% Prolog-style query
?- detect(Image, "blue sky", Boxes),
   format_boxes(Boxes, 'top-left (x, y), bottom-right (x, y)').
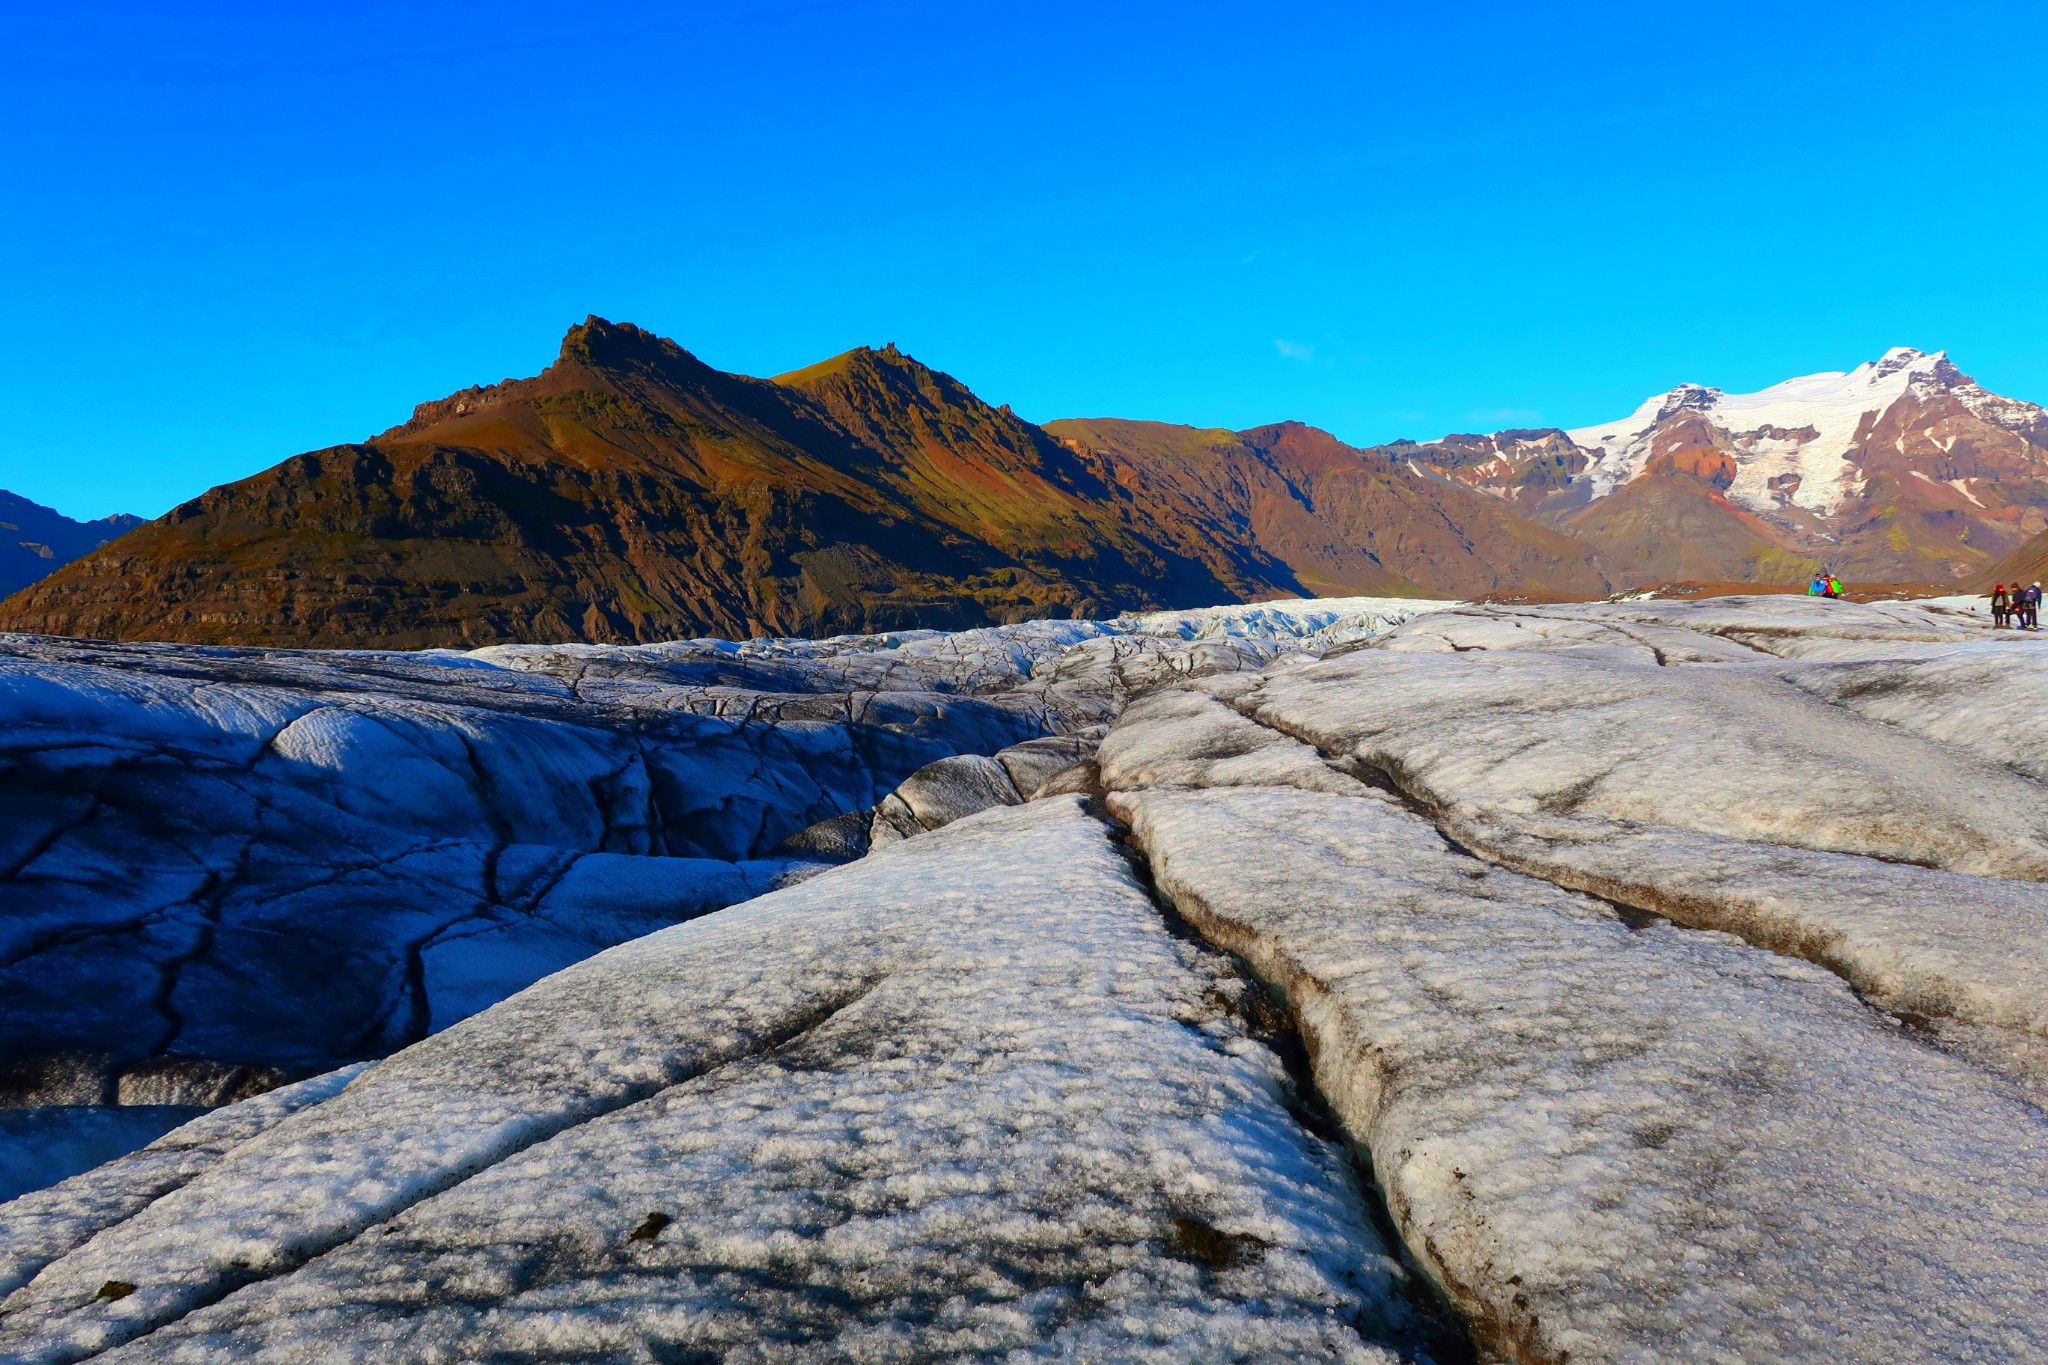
top-left (5, 1), bottom-right (2046, 520)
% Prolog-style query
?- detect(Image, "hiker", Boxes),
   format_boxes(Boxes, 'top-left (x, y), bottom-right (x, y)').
top-left (1808, 573), bottom-right (1827, 596)
top-left (2029, 582), bottom-right (2043, 630)
top-left (1993, 583), bottom-right (2011, 627)
top-left (1822, 573), bottom-right (1842, 599)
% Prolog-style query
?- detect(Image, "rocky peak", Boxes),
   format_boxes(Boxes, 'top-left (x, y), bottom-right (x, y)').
top-left (1653, 383), bottom-right (1722, 423)
top-left (556, 315), bottom-right (715, 381)
top-left (1869, 346), bottom-right (1938, 380)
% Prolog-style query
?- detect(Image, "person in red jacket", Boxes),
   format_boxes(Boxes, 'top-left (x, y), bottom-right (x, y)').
top-left (1993, 583), bottom-right (2012, 628)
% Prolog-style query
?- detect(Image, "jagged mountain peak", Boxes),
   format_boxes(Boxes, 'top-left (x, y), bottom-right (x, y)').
top-left (773, 342), bottom-right (952, 394)
top-left (556, 315), bottom-right (703, 372)
top-left (1399, 345), bottom-right (2048, 586)
top-left (0, 490), bottom-right (143, 598)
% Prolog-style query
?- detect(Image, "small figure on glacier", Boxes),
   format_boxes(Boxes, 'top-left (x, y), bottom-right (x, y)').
top-left (1993, 583), bottom-right (2011, 628)
top-left (2029, 583), bottom-right (2044, 630)
top-left (1821, 573), bottom-right (1843, 600)
top-left (1808, 572), bottom-right (1827, 597)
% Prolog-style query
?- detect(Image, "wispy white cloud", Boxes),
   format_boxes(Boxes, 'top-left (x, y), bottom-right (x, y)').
top-left (1273, 338), bottom-right (1316, 362)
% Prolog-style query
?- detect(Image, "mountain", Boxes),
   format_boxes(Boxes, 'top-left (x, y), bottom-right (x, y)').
top-left (1401, 348), bottom-right (2048, 585)
top-left (0, 319), bottom-right (1610, 648)
top-left (1974, 524), bottom-right (2048, 590)
top-left (0, 491), bottom-right (141, 598)
top-left (0, 320), bottom-right (1262, 647)
top-left (1042, 418), bottom-right (1610, 599)
top-left (8, 333), bottom-right (2037, 649)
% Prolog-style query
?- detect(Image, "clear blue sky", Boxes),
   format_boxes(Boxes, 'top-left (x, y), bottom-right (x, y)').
top-left (6, 1), bottom-right (2047, 520)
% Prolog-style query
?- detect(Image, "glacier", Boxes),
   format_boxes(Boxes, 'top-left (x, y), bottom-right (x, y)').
top-left (6, 592), bottom-right (2048, 1361)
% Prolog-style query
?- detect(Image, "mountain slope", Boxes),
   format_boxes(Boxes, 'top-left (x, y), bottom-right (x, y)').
top-left (16, 331), bottom-right (2024, 650)
top-left (1974, 524), bottom-right (2048, 590)
top-left (1045, 418), bottom-right (1612, 598)
top-left (0, 320), bottom-right (1255, 647)
top-left (0, 492), bottom-right (141, 598)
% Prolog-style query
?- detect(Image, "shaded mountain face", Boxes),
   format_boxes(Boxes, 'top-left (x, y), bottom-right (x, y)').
top-left (1397, 348), bottom-right (2048, 586)
top-left (0, 320), bottom-right (1254, 647)
top-left (1043, 418), bottom-right (1611, 599)
top-left (1975, 523), bottom-right (2048, 591)
top-left (0, 492), bottom-right (141, 599)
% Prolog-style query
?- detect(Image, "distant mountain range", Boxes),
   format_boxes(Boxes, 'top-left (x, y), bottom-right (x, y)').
top-left (0, 492), bottom-right (140, 599)
top-left (3, 321), bottom-right (2042, 646)
top-left (1405, 347), bottom-right (2048, 585)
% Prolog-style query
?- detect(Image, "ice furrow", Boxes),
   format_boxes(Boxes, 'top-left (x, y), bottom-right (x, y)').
top-left (1, 799), bottom-right (1452, 1364)
top-left (1435, 812), bottom-right (2048, 1105)
top-left (1161, 664), bottom-right (2048, 1102)
top-left (0, 979), bottom-right (889, 1364)
top-left (1108, 782), bottom-right (2048, 1362)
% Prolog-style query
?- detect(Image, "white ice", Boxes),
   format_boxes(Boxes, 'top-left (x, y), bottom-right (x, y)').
top-left (1110, 781), bottom-right (2048, 1361)
top-left (0, 801), bottom-right (1442, 1364)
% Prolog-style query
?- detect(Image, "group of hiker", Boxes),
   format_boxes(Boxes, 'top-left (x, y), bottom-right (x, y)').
top-left (1992, 582), bottom-right (2043, 629)
top-left (1806, 572), bottom-right (1845, 599)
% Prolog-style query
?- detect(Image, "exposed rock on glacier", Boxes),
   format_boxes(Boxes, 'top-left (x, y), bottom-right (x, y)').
top-left (0, 801), bottom-right (1450, 1364)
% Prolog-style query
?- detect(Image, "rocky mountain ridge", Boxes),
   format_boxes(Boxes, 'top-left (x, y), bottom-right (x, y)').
top-left (0, 321), bottom-right (1605, 647)
top-left (0, 492), bottom-right (141, 599)
top-left (1406, 347), bottom-right (2048, 583)
top-left (5, 329), bottom-right (2045, 647)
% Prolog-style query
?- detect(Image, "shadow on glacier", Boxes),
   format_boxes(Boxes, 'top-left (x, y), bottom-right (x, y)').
top-left (0, 633), bottom-right (1072, 1117)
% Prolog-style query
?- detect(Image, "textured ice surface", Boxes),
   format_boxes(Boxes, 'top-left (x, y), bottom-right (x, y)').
top-left (0, 1065), bottom-right (371, 1300)
top-left (23, 591), bottom-right (2048, 1360)
top-left (0, 1109), bottom-right (204, 1206)
top-left (0, 600), bottom-right (1443, 1197)
top-left (0, 626), bottom-right (1096, 1102)
top-left (1245, 603), bottom-right (2048, 878)
top-left (1442, 811), bottom-right (2048, 1099)
top-left (0, 801), bottom-right (1445, 1364)
top-left (1095, 595), bottom-right (2048, 1359)
top-left (1112, 784), bottom-right (2048, 1362)
top-left (0, 601), bottom-right (1449, 1105)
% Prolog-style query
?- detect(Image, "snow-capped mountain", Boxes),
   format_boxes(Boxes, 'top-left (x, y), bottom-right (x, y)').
top-left (1407, 348), bottom-right (2048, 584)
top-left (1567, 348), bottom-right (2048, 518)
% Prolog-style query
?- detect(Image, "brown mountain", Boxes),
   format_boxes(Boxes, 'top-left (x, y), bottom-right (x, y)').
top-left (1043, 418), bottom-right (1610, 598)
top-left (1973, 526), bottom-right (2048, 590)
top-left (23, 328), bottom-right (2026, 650)
top-left (0, 491), bottom-right (141, 598)
top-left (0, 319), bottom-right (1260, 647)
top-left (0, 319), bottom-right (1623, 648)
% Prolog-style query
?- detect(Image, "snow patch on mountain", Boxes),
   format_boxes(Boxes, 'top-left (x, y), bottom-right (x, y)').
top-left (1567, 347), bottom-right (1955, 515)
